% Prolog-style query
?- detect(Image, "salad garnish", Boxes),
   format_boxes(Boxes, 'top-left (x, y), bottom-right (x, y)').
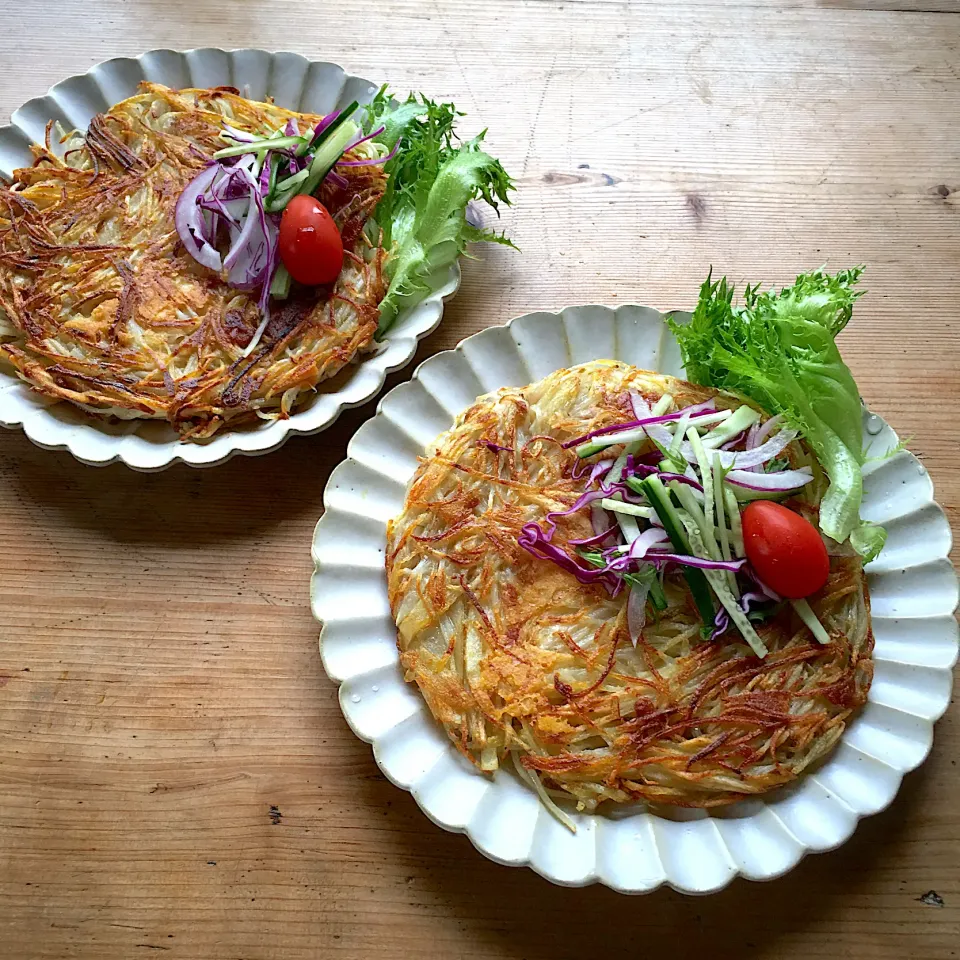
top-left (175, 89), bottom-right (514, 355)
top-left (668, 266), bottom-right (885, 562)
top-left (516, 267), bottom-right (885, 658)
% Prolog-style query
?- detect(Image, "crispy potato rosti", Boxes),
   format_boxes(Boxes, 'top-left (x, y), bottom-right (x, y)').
top-left (386, 362), bottom-right (873, 811)
top-left (0, 83), bottom-right (387, 439)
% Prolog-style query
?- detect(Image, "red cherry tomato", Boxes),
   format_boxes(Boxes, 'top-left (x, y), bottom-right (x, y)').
top-left (278, 195), bottom-right (343, 285)
top-left (741, 500), bottom-right (830, 599)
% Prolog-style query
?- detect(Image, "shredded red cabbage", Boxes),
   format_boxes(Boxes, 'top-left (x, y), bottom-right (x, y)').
top-left (517, 523), bottom-right (617, 587)
top-left (709, 607), bottom-right (730, 640)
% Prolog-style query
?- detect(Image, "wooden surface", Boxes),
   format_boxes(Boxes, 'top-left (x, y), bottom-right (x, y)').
top-left (0, 1), bottom-right (958, 958)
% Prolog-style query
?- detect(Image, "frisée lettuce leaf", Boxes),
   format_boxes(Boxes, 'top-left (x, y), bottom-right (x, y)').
top-left (362, 88), bottom-right (515, 337)
top-left (668, 266), bottom-right (886, 562)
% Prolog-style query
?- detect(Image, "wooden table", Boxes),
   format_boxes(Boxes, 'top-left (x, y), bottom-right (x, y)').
top-left (1, 1), bottom-right (958, 957)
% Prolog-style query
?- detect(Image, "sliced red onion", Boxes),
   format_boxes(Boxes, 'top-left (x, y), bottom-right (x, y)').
top-left (178, 159), bottom-right (280, 345)
top-left (742, 423), bottom-right (762, 473)
top-left (630, 391), bottom-right (715, 421)
top-left (754, 414), bottom-right (784, 445)
top-left (221, 123), bottom-right (257, 144)
top-left (725, 467), bottom-right (813, 492)
top-left (197, 193), bottom-right (242, 229)
top-left (175, 165), bottom-right (223, 272)
top-left (222, 189), bottom-right (262, 273)
top-left (709, 607), bottom-right (730, 640)
top-left (659, 471), bottom-right (703, 491)
top-left (628, 527), bottom-right (670, 559)
top-left (718, 429), bottom-right (798, 468)
top-left (629, 392), bottom-right (652, 419)
top-left (627, 583), bottom-right (649, 646)
top-left (645, 552), bottom-right (746, 572)
top-left (667, 427), bottom-right (799, 470)
top-left (720, 431), bottom-right (746, 451)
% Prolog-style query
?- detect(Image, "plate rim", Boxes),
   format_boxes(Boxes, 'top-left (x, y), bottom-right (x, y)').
top-left (312, 303), bottom-right (959, 894)
top-left (0, 47), bottom-right (462, 470)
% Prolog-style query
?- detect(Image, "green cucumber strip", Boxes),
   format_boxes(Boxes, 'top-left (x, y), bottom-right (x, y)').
top-left (687, 425), bottom-right (714, 532)
top-left (647, 573), bottom-right (668, 611)
top-left (300, 120), bottom-right (360, 198)
top-left (575, 441), bottom-right (607, 458)
top-left (606, 439), bottom-right (645, 540)
top-left (300, 100), bottom-right (360, 156)
top-left (728, 485), bottom-right (792, 503)
top-left (790, 598), bottom-right (831, 645)
top-left (269, 264), bottom-right (292, 299)
top-left (712, 452), bottom-right (739, 597)
top-left (214, 134), bottom-right (305, 160)
top-left (624, 476), bottom-right (647, 498)
top-left (265, 154), bottom-right (280, 202)
top-left (703, 567), bottom-right (768, 658)
top-left (671, 481), bottom-right (722, 562)
top-left (575, 427), bottom-right (648, 457)
top-left (723, 486), bottom-right (745, 555)
top-left (600, 498), bottom-right (653, 519)
top-left (264, 169), bottom-right (311, 213)
top-left (669, 410), bottom-right (692, 459)
top-left (651, 394), bottom-right (674, 416)
top-left (680, 518), bottom-right (767, 657)
top-left (639, 476), bottom-right (715, 627)
top-left (616, 512), bottom-right (642, 544)
top-left (701, 405), bottom-right (760, 449)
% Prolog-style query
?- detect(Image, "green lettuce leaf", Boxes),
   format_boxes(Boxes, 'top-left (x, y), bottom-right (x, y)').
top-left (668, 266), bottom-right (886, 562)
top-left (362, 88), bottom-right (515, 336)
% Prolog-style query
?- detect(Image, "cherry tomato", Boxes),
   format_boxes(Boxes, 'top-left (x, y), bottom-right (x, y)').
top-left (741, 500), bottom-right (829, 599)
top-left (278, 195), bottom-right (343, 285)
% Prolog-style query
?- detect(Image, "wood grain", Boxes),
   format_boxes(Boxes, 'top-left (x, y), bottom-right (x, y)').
top-left (0, 2), bottom-right (958, 958)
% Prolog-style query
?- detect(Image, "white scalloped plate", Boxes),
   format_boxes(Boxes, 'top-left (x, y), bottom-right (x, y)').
top-left (312, 304), bottom-right (959, 894)
top-left (0, 49), bottom-right (461, 470)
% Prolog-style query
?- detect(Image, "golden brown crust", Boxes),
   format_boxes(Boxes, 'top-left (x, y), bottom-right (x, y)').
top-left (0, 83), bottom-right (387, 439)
top-left (386, 362), bottom-right (873, 810)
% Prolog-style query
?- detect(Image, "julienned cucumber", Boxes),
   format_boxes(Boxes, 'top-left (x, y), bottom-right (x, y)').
top-left (300, 121), bottom-right (360, 198)
top-left (301, 100), bottom-right (360, 155)
top-left (637, 476), bottom-right (715, 626)
top-left (213, 134), bottom-right (305, 160)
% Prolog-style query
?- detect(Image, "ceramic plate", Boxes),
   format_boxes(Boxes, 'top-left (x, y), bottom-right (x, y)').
top-left (0, 49), bottom-right (460, 470)
top-left (311, 304), bottom-right (958, 894)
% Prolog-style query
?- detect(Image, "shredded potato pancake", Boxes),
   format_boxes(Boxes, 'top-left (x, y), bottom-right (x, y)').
top-left (0, 84), bottom-right (387, 439)
top-left (386, 362), bottom-right (873, 810)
